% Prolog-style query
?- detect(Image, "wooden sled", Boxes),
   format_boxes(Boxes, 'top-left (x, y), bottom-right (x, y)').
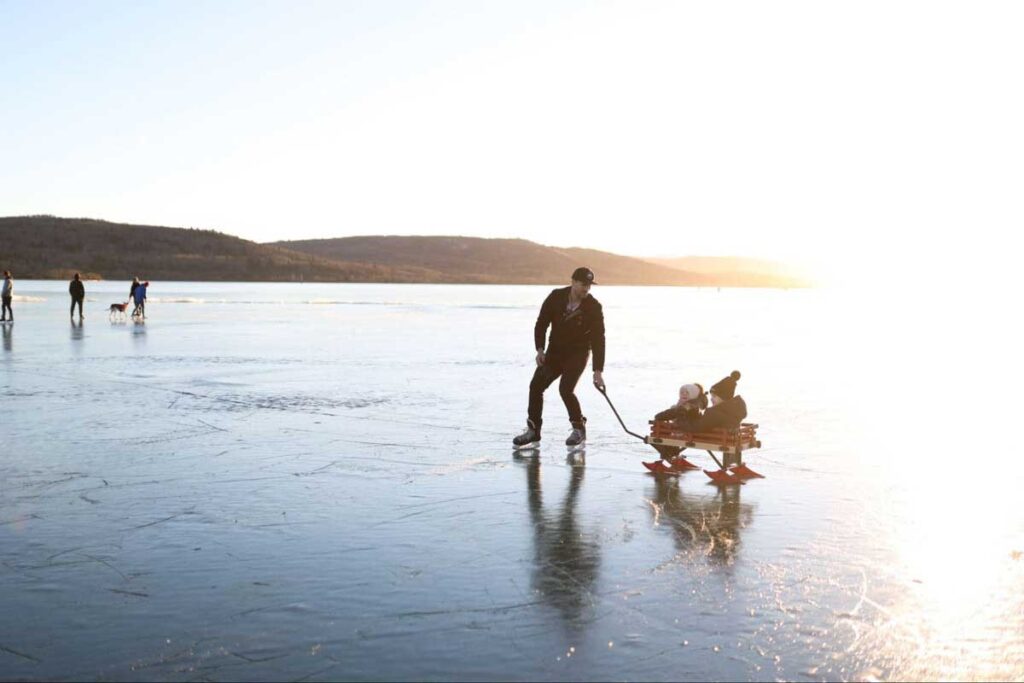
top-left (642, 420), bottom-right (763, 485)
top-left (597, 387), bottom-right (765, 485)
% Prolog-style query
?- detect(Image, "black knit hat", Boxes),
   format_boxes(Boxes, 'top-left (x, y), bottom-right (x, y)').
top-left (710, 371), bottom-right (741, 400)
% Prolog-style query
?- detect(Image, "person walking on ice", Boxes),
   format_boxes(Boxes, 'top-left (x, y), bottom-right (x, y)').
top-left (513, 267), bottom-right (606, 450)
top-left (69, 273), bottom-right (85, 320)
top-left (1, 271), bottom-right (13, 322)
top-left (132, 280), bottom-right (149, 319)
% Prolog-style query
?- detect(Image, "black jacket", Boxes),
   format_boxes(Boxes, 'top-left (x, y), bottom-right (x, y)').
top-left (654, 403), bottom-right (702, 423)
top-left (534, 287), bottom-right (606, 371)
top-left (670, 396), bottom-right (747, 433)
top-left (69, 280), bottom-right (85, 299)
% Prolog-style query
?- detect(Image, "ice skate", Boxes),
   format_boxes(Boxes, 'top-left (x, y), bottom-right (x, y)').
top-left (512, 421), bottom-right (541, 450)
top-left (565, 423), bottom-right (586, 451)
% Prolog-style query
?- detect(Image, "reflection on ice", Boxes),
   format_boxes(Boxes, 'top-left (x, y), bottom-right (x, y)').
top-left (647, 477), bottom-right (754, 568)
top-left (131, 320), bottom-right (146, 345)
top-left (520, 453), bottom-right (600, 633)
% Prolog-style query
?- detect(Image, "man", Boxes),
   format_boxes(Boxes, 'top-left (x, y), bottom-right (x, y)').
top-left (513, 267), bottom-right (606, 450)
top-left (1, 271), bottom-right (12, 322)
top-left (69, 273), bottom-right (85, 320)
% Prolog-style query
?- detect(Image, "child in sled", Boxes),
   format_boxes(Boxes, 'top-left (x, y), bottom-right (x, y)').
top-left (654, 371), bottom-right (747, 434)
top-left (654, 383), bottom-right (707, 423)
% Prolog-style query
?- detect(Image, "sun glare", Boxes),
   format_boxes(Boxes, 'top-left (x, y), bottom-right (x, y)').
top-left (872, 473), bottom-right (1024, 680)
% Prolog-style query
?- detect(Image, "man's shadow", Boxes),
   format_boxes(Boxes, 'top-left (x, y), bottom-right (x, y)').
top-left (516, 452), bottom-right (601, 632)
top-left (2, 323), bottom-right (11, 353)
top-left (648, 476), bottom-right (755, 567)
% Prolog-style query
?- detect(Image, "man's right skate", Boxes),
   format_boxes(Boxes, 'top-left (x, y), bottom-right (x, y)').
top-left (512, 421), bottom-right (541, 450)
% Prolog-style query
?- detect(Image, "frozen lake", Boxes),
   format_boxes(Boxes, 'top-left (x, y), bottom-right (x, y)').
top-left (2, 281), bottom-right (1022, 681)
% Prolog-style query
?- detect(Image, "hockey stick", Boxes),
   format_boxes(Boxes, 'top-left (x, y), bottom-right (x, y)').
top-left (597, 386), bottom-right (646, 442)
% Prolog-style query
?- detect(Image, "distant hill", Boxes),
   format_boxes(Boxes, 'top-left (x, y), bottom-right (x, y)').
top-left (271, 236), bottom-right (810, 287)
top-left (0, 216), bottom-right (442, 282)
top-left (645, 256), bottom-right (814, 288)
top-left (269, 235), bottom-right (701, 285)
top-left (0, 216), bottom-right (811, 286)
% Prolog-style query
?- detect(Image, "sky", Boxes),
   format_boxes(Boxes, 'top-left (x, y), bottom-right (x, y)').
top-left (2, 0), bottom-right (1022, 285)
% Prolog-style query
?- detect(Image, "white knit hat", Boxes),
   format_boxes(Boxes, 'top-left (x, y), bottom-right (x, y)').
top-left (678, 383), bottom-right (703, 404)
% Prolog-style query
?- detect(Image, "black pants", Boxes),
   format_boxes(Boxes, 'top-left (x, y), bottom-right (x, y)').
top-left (70, 297), bottom-right (83, 317)
top-left (527, 349), bottom-right (589, 433)
top-left (1, 296), bottom-right (11, 320)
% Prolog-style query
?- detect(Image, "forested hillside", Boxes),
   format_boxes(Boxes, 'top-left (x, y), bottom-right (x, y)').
top-left (0, 216), bottom-right (811, 287)
top-left (0, 216), bottom-right (440, 282)
top-left (272, 236), bottom-right (808, 286)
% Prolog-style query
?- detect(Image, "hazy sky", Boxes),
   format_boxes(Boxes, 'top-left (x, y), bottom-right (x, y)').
top-left (2, 1), bottom-right (1021, 283)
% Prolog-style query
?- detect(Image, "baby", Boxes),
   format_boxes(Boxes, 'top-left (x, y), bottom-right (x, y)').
top-left (654, 382), bottom-right (707, 423)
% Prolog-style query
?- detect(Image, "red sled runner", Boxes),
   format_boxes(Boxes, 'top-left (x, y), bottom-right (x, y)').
top-left (598, 387), bottom-right (764, 485)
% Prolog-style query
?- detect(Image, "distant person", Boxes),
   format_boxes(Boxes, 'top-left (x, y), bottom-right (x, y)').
top-left (666, 371), bottom-right (747, 434)
top-left (129, 276), bottom-right (140, 302)
top-left (132, 280), bottom-right (148, 319)
top-left (69, 273), bottom-right (85, 320)
top-left (1, 271), bottom-right (12, 322)
top-left (513, 267), bottom-right (606, 450)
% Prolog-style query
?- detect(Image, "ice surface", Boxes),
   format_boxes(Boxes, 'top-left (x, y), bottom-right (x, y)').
top-left (2, 281), bottom-right (1022, 681)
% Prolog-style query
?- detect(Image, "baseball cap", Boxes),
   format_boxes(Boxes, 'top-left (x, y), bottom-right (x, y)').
top-left (571, 267), bottom-right (597, 284)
